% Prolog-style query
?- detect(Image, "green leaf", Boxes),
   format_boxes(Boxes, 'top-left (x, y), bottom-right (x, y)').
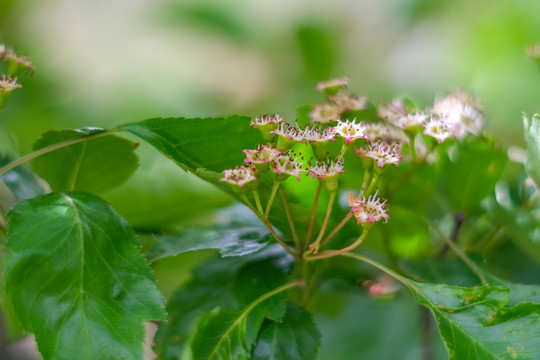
top-left (410, 283), bottom-right (540, 359)
top-left (30, 129), bottom-right (139, 193)
top-left (148, 222), bottom-right (271, 261)
top-left (117, 116), bottom-right (262, 173)
top-left (349, 254), bottom-right (540, 360)
top-left (5, 192), bottom-right (165, 360)
top-left (0, 154), bottom-right (45, 200)
top-left (252, 301), bottom-right (321, 360)
top-left (439, 138), bottom-right (507, 212)
top-left (523, 113), bottom-right (540, 188)
top-left (154, 247), bottom-right (292, 360)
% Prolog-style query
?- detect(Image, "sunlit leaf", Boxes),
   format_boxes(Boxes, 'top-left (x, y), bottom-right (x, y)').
top-left (5, 192), bottom-right (165, 360)
top-left (30, 129), bottom-right (139, 193)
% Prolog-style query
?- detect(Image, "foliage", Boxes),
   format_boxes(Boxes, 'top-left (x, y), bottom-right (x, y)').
top-left (0, 46), bottom-right (540, 360)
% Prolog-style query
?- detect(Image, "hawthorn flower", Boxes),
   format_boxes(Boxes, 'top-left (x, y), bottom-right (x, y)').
top-left (431, 91), bottom-right (484, 137)
top-left (0, 47), bottom-right (35, 75)
top-left (303, 126), bottom-right (335, 159)
top-left (316, 77), bottom-right (349, 95)
top-left (378, 99), bottom-right (408, 123)
top-left (364, 123), bottom-right (392, 142)
top-left (393, 112), bottom-right (427, 131)
top-left (309, 104), bottom-right (341, 124)
top-left (333, 119), bottom-right (369, 145)
top-left (330, 93), bottom-right (367, 112)
top-left (271, 153), bottom-right (304, 181)
top-left (0, 75), bottom-right (22, 92)
top-left (308, 158), bottom-right (344, 192)
top-left (361, 140), bottom-right (402, 168)
top-left (220, 165), bottom-right (257, 189)
top-left (250, 114), bottom-right (284, 142)
top-left (308, 159), bottom-right (344, 179)
top-left (423, 117), bottom-right (452, 143)
top-left (270, 123), bottom-right (304, 151)
top-left (243, 145), bottom-right (281, 164)
top-left (348, 191), bottom-right (389, 225)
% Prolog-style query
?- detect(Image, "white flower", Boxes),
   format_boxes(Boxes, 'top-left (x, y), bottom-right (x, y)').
top-left (220, 165), bottom-right (257, 188)
top-left (333, 119), bottom-right (369, 145)
top-left (393, 112), bottom-right (427, 130)
top-left (378, 99), bottom-right (408, 123)
top-left (270, 123), bottom-right (304, 141)
top-left (361, 140), bottom-right (402, 168)
top-left (364, 123), bottom-right (392, 141)
top-left (0, 75), bottom-right (22, 92)
top-left (316, 77), bottom-right (349, 92)
top-left (250, 114), bottom-right (284, 127)
top-left (303, 126), bottom-right (336, 143)
top-left (431, 91), bottom-right (483, 137)
top-left (330, 93), bottom-right (367, 112)
top-left (348, 191), bottom-right (389, 224)
top-left (243, 145), bottom-right (282, 164)
top-left (423, 117), bottom-right (452, 143)
top-left (309, 104), bottom-right (341, 123)
top-left (308, 159), bottom-right (344, 180)
top-left (271, 153), bottom-right (305, 181)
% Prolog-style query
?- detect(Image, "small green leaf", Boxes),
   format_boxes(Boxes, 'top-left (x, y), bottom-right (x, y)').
top-left (252, 301), bottom-right (321, 360)
top-left (30, 129), bottom-right (139, 193)
top-left (5, 192), bottom-right (165, 360)
top-left (523, 113), bottom-right (540, 188)
top-left (0, 155), bottom-right (45, 200)
top-left (148, 222), bottom-right (271, 261)
top-left (154, 247), bottom-right (292, 360)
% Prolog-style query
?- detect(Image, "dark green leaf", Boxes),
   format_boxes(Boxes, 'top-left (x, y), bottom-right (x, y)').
top-left (5, 192), bottom-right (165, 360)
top-left (30, 130), bottom-right (139, 193)
top-left (0, 154), bottom-right (45, 200)
top-left (148, 222), bottom-right (271, 261)
top-left (155, 247), bottom-right (292, 360)
top-left (253, 301), bottom-right (321, 360)
top-left (117, 116), bottom-right (262, 173)
top-left (439, 138), bottom-right (507, 212)
top-left (523, 113), bottom-right (540, 188)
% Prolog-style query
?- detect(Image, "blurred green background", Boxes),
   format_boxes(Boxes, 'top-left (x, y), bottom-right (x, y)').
top-left (1, 0), bottom-right (539, 230)
top-left (1, 1), bottom-right (540, 358)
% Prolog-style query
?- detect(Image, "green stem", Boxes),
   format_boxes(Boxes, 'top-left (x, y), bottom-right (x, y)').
top-left (279, 187), bottom-right (301, 253)
top-left (409, 134), bottom-right (417, 162)
top-left (365, 171), bottom-right (380, 196)
top-left (339, 143), bottom-right (349, 158)
top-left (252, 190), bottom-right (263, 214)
top-left (0, 130), bottom-right (118, 177)
top-left (393, 205), bottom-right (487, 285)
top-left (241, 193), bottom-right (299, 259)
top-left (360, 162), bottom-right (373, 197)
top-left (319, 212), bottom-right (353, 248)
top-left (305, 182), bottom-right (322, 249)
top-left (264, 181), bottom-right (280, 218)
top-left (306, 191), bottom-right (336, 255)
top-left (306, 228), bottom-right (369, 260)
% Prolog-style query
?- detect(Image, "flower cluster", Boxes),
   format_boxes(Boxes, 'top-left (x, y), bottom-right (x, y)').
top-left (348, 191), bottom-right (389, 225)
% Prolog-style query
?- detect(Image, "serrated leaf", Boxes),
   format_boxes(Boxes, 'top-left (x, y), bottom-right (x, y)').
top-left (252, 301), bottom-right (321, 360)
top-left (0, 154), bottom-right (45, 200)
top-left (148, 222), bottom-right (271, 261)
top-left (30, 129), bottom-right (139, 193)
top-left (5, 192), bottom-right (165, 360)
top-left (523, 113), bottom-right (540, 188)
top-left (348, 253), bottom-right (540, 360)
top-left (154, 247), bottom-right (292, 360)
